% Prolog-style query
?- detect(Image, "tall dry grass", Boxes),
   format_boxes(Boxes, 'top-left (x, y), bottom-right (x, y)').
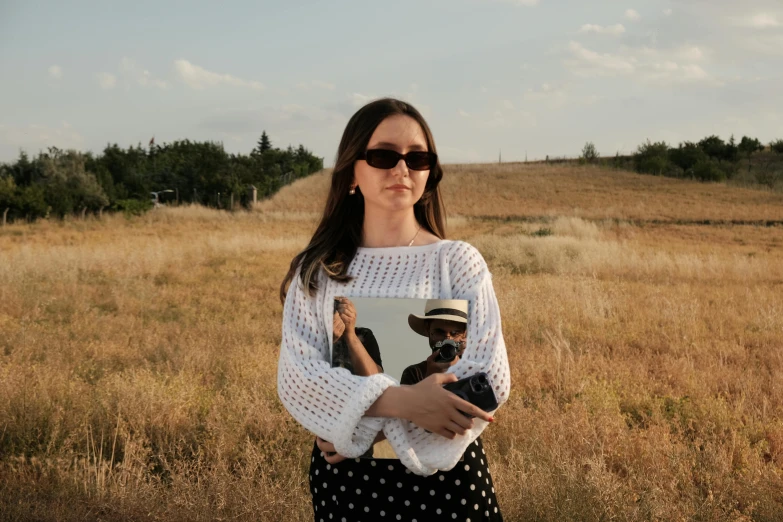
top-left (1, 163), bottom-right (782, 521)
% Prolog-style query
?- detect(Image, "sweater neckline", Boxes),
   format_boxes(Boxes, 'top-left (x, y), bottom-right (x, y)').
top-left (355, 239), bottom-right (448, 253)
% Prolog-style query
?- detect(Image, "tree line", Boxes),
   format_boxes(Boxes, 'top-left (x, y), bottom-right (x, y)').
top-left (0, 131), bottom-right (323, 224)
top-left (581, 136), bottom-right (783, 187)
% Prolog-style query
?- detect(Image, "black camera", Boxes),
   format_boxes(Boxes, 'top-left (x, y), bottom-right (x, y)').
top-left (442, 372), bottom-right (498, 418)
top-left (433, 339), bottom-right (463, 363)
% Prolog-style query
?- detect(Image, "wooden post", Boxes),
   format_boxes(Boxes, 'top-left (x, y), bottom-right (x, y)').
top-left (247, 185), bottom-right (257, 207)
top-left (98, 206), bottom-right (105, 219)
top-left (2, 208), bottom-right (8, 227)
top-left (230, 193), bottom-right (234, 210)
top-left (80, 206), bottom-right (87, 220)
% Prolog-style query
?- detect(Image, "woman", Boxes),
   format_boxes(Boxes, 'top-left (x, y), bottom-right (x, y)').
top-left (331, 297), bottom-right (384, 375)
top-left (278, 98), bottom-right (510, 521)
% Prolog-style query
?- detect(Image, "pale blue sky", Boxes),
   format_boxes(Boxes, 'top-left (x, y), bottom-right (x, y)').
top-left (1, 0), bottom-right (781, 165)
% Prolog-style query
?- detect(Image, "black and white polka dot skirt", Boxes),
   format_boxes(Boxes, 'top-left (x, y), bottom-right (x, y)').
top-left (309, 437), bottom-right (503, 522)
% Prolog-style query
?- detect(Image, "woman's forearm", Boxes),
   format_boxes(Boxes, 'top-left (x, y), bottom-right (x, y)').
top-left (365, 386), bottom-right (411, 419)
top-left (345, 330), bottom-right (380, 376)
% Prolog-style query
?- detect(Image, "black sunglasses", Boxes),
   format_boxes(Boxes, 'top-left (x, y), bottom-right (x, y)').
top-left (360, 149), bottom-right (437, 171)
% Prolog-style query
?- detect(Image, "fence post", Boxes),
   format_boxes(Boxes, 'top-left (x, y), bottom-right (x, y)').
top-left (2, 208), bottom-right (8, 227)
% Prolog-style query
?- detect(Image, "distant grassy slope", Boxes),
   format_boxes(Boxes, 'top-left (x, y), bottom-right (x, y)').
top-left (256, 163), bottom-right (783, 222)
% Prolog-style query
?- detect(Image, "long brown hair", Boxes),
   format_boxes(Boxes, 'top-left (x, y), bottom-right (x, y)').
top-left (279, 97), bottom-right (447, 303)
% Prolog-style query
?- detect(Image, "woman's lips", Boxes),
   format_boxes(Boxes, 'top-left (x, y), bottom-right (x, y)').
top-left (387, 185), bottom-right (410, 191)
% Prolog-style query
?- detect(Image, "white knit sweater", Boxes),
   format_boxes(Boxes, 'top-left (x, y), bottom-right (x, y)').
top-left (277, 239), bottom-right (511, 476)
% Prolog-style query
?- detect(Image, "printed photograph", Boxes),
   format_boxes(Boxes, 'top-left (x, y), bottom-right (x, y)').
top-left (331, 297), bottom-right (469, 458)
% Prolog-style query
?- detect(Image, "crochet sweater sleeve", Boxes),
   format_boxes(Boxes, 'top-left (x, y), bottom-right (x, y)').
top-left (277, 267), bottom-right (397, 458)
top-left (382, 241), bottom-right (512, 476)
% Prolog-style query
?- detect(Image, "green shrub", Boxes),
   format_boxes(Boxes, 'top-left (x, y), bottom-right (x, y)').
top-left (634, 140), bottom-right (670, 175)
top-left (692, 160), bottom-right (726, 182)
top-left (581, 142), bottom-right (599, 163)
top-left (112, 198), bottom-right (153, 216)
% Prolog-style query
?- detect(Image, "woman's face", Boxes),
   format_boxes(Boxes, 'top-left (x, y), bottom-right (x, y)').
top-left (353, 114), bottom-right (430, 214)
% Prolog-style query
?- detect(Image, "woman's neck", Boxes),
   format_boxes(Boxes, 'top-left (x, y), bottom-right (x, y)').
top-left (361, 208), bottom-right (422, 248)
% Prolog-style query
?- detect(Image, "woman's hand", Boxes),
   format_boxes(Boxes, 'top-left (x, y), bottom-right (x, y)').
top-left (316, 437), bottom-right (348, 465)
top-left (336, 298), bottom-right (357, 332)
top-left (404, 373), bottom-right (494, 439)
top-left (333, 311), bottom-right (345, 341)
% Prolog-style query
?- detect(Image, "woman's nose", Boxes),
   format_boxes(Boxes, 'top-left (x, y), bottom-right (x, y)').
top-left (391, 157), bottom-right (409, 176)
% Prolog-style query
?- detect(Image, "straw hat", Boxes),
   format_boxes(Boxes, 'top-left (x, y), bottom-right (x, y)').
top-left (408, 299), bottom-right (468, 337)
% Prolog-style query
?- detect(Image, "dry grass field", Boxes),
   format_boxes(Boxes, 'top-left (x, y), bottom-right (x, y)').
top-left (1, 163), bottom-right (782, 521)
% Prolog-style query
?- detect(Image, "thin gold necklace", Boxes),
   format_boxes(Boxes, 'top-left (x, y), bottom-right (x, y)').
top-left (407, 224), bottom-right (422, 247)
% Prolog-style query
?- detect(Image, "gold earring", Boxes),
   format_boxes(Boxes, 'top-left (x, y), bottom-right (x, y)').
top-left (349, 186), bottom-right (356, 195)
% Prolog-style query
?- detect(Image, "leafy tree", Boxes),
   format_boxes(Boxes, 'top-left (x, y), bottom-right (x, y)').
top-left (16, 184), bottom-right (48, 220)
top-left (39, 149), bottom-right (109, 217)
top-left (738, 136), bottom-right (764, 173)
top-left (0, 175), bottom-right (16, 215)
top-left (0, 174), bottom-right (48, 222)
top-left (770, 139), bottom-right (783, 154)
top-left (581, 142), bottom-right (599, 163)
top-left (669, 142), bottom-right (708, 177)
top-left (256, 131), bottom-right (272, 154)
top-left (723, 134), bottom-right (739, 164)
top-left (698, 135), bottom-right (726, 162)
top-left (634, 140), bottom-right (670, 175)
top-left (0, 132), bottom-right (323, 222)
top-left (692, 160), bottom-right (726, 182)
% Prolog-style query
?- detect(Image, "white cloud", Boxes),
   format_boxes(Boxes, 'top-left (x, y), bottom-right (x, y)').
top-left (663, 8), bottom-right (673, 16)
top-left (0, 122), bottom-right (85, 156)
top-left (458, 109), bottom-right (470, 117)
top-left (199, 105), bottom-right (345, 138)
top-left (119, 58), bottom-right (168, 89)
top-left (675, 46), bottom-right (704, 61)
top-left (351, 92), bottom-right (375, 107)
top-left (295, 80), bottom-right (336, 91)
top-left (481, 109), bottom-right (537, 129)
top-left (491, 0), bottom-right (539, 5)
top-left (502, 99), bottom-right (515, 109)
top-left (578, 23), bottom-right (626, 35)
top-left (48, 65), bottom-right (62, 79)
top-left (565, 41), bottom-right (720, 85)
top-left (95, 72), bottom-right (117, 90)
top-left (174, 59), bottom-right (262, 90)
top-left (625, 9), bottom-right (641, 21)
top-left (743, 13), bottom-right (781, 28)
top-left (739, 33), bottom-right (783, 56)
top-left (523, 82), bottom-right (600, 109)
top-left (566, 41), bottom-right (636, 75)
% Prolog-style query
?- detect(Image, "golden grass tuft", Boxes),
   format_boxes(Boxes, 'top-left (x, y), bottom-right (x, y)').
top-left (1, 163), bottom-right (782, 520)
